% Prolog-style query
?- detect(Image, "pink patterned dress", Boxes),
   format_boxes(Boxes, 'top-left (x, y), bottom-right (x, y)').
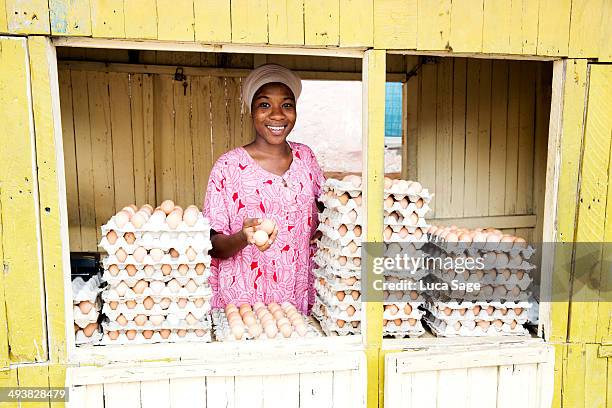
top-left (203, 141), bottom-right (325, 314)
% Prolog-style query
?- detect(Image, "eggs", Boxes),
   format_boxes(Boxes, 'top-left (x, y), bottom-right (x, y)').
top-left (253, 230), bottom-right (269, 247)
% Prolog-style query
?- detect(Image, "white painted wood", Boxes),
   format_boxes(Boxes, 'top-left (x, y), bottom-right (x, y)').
top-left (140, 379), bottom-right (170, 408)
top-left (83, 384), bottom-right (104, 408)
top-left (496, 365), bottom-right (518, 408)
top-left (67, 385), bottom-right (86, 408)
top-left (169, 377), bottom-right (206, 408)
top-left (332, 370), bottom-right (354, 408)
top-left (437, 368), bottom-right (468, 408)
top-left (466, 367), bottom-right (497, 408)
top-left (103, 382), bottom-right (141, 407)
top-left (263, 374), bottom-right (299, 408)
top-left (386, 49), bottom-right (556, 61)
top-left (382, 333), bottom-right (543, 351)
top-left (299, 371), bottom-right (334, 408)
top-left (410, 371), bottom-right (437, 408)
top-left (536, 347), bottom-right (555, 408)
top-left (384, 356), bottom-right (404, 408)
top-left (521, 364), bottom-right (539, 408)
top-left (234, 375), bottom-right (264, 408)
top-left (206, 376), bottom-right (235, 408)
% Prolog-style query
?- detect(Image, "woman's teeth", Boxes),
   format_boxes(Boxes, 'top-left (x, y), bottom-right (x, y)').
top-left (267, 125), bottom-right (285, 134)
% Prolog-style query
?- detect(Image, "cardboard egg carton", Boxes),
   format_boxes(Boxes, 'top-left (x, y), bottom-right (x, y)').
top-left (103, 314), bottom-right (211, 331)
top-left (432, 269), bottom-right (532, 291)
top-left (100, 329), bottom-right (212, 345)
top-left (428, 234), bottom-right (535, 259)
top-left (318, 223), bottom-right (362, 246)
top-left (383, 318), bottom-right (426, 338)
top-left (104, 274), bottom-right (209, 289)
top-left (425, 315), bottom-right (529, 337)
top-left (314, 250), bottom-right (362, 271)
top-left (313, 257), bottom-right (360, 279)
top-left (314, 295), bottom-right (361, 322)
top-left (322, 179), bottom-right (363, 195)
top-left (425, 302), bottom-right (529, 324)
top-left (441, 285), bottom-right (532, 302)
top-left (103, 282), bottom-right (212, 301)
top-left (101, 213), bottom-right (210, 234)
top-left (103, 300), bottom-right (211, 320)
top-left (383, 268), bottom-right (429, 281)
top-left (317, 236), bottom-right (362, 258)
top-left (383, 188), bottom-right (433, 204)
top-left (102, 254), bottom-right (211, 269)
top-left (211, 310), bottom-right (320, 342)
top-left (382, 302), bottom-right (425, 320)
top-left (384, 213), bottom-right (429, 230)
top-left (312, 311), bottom-right (361, 336)
top-left (72, 275), bottom-right (103, 303)
top-left (314, 268), bottom-right (360, 290)
top-left (315, 280), bottom-right (361, 306)
top-left (319, 207), bottom-right (363, 226)
top-left (383, 289), bottom-right (426, 303)
top-left (384, 202), bottom-right (431, 218)
top-left (99, 237), bottom-right (212, 256)
top-left (384, 232), bottom-right (428, 247)
top-left (75, 327), bottom-right (102, 345)
top-left (73, 300), bottom-right (101, 328)
top-left (101, 230), bottom-right (210, 246)
top-left (103, 266), bottom-right (210, 285)
top-left (319, 194), bottom-right (362, 213)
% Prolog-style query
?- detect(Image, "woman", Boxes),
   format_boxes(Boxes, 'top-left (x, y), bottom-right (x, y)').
top-left (204, 64), bottom-right (325, 314)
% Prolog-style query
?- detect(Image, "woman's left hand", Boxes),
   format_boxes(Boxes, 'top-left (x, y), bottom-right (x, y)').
top-left (310, 230), bottom-right (322, 245)
top-left (255, 224), bottom-right (279, 252)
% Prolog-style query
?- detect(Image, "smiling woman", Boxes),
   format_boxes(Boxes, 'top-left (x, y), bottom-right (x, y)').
top-left (203, 64), bottom-right (326, 314)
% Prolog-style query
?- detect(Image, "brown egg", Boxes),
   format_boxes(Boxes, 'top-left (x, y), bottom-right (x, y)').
top-left (351, 290), bottom-right (360, 300)
top-left (124, 232), bottom-right (136, 245)
top-left (177, 298), bottom-right (188, 308)
top-left (486, 305), bottom-right (495, 315)
top-left (403, 304), bottom-right (412, 315)
top-left (477, 320), bottom-right (491, 330)
top-left (336, 291), bottom-right (346, 301)
top-left (143, 296), bottom-right (154, 310)
top-left (114, 211), bottom-right (131, 228)
top-left (142, 330), bottom-right (154, 339)
top-left (78, 301), bottom-right (93, 314)
top-left (272, 310), bottom-right (285, 321)
top-left (393, 318), bottom-right (402, 326)
top-left (150, 248), bottom-right (164, 262)
top-left (159, 298), bottom-right (172, 309)
top-left (494, 319), bottom-right (503, 328)
top-left (443, 307), bottom-right (453, 316)
top-left (280, 324), bottom-right (293, 338)
top-left (134, 314), bottom-right (147, 326)
top-left (353, 257), bottom-right (361, 266)
top-left (384, 226), bottom-right (393, 240)
top-left (143, 265), bottom-right (155, 277)
top-left (166, 212), bottom-right (181, 229)
top-left (133, 280), bottom-right (149, 294)
top-left (83, 322), bottom-right (98, 337)
top-left (108, 264), bottom-right (120, 276)
top-left (158, 264), bottom-right (171, 276)
top-left (177, 329), bottom-right (187, 337)
top-left (115, 248), bottom-right (128, 263)
top-left (178, 264), bottom-right (189, 276)
top-left (185, 313), bottom-right (198, 325)
top-left (186, 247), bottom-right (197, 261)
top-left (384, 196), bottom-right (394, 209)
top-left (346, 305), bottom-right (356, 316)
top-left (107, 330), bottom-right (119, 340)
top-left (126, 329), bottom-right (137, 340)
top-left (126, 264), bottom-right (138, 277)
top-left (348, 241), bottom-right (359, 254)
top-left (116, 314), bottom-right (128, 326)
top-left (160, 329), bottom-right (171, 339)
top-left (516, 271), bottom-right (525, 280)
top-left (194, 298), bottom-right (205, 308)
top-left (106, 230), bottom-right (118, 244)
top-left (169, 248), bottom-right (180, 259)
top-left (195, 263), bottom-right (206, 275)
top-left (109, 301), bottom-right (118, 310)
top-left (160, 199), bottom-right (175, 215)
top-left (126, 300), bottom-right (137, 309)
top-left (338, 224), bottom-right (348, 237)
top-left (338, 256), bottom-right (347, 266)
top-left (472, 305), bottom-right (481, 315)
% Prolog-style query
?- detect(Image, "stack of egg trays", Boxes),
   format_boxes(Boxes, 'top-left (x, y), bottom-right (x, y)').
top-left (383, 183), bottom-right (433, 244)
top-left (98, 213), bottom-right (214, 345)
top-left (424, 299), bottom-right (531, 337)
top-left (73, 275), bottom-right (103, 345)
top-left (211, 309), bottom-right (321, 341)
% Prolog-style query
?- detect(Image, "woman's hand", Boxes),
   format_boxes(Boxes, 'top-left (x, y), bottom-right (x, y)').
top-left (255, 224), bottom-right (279, 252)
top-left (310, 230), bottom-right (322, 245)
top-left (241, 218), bottom-right (279, 252)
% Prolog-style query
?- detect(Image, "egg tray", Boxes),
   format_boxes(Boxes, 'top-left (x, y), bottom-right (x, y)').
top-left (103, 266), bottom-right (210, 285)
top-left (384, 202), bottom-right (431, 218)
top-left (384, 233), bottom-right (428, 246)
top-left (314, 295), bottom-right (361, 322)
top-left (103, 301), bottom-right (211, 321)
top-left (384, 214), bottom-right (429, 231)
top-left (101, 213), bottom-right (210, 235)
top-left (383, 269), bottom-right (430, 282)
top-left (436, 285), bottom-right (532, 303)
top-left (319, 194), bottom-right (362, 213)
top-left (101, 229), bottom-right (210, 246)
top-left (314, 268), bottom-right (361, 290)
top-left (99, 237), bottom-right (212, 256)
top-left (104, 274), bottom-right (209, 290)
top-left (323, 179), bottom-right (363, 194)
top-left (100, 329), bottom-right (212, 345)
top-left (72, 275), bottom-right (103, 303)
top-left (426, 253), bottom-right (536, 272)
top-left (383, 290), bottom-right (427, 303)
top-left (383, 319), bottom-right (426, 338)
top-left (314, 250), bottom-right (361, 272)
top-left (102, 251), bottom-right (212, 268)
top-left (75, 328), bottom-right (103, 345)
top-left (382, 302), bottom-right (425, 320)
top-left (103, 315), bottom-right (212, 332)
top-left (319, 208), bottom-right (363, 226)
top-left (317, 242), bottom-right (362, 261)
top-left (424, 303), bottom-right (529, 324)
top-left (103, 283), bottom-right (212, 301)
top-left (432, 269), bottom-right (532, 291)
top-left (73, 300), bottom-right (102, 328)
top-left (318, 224), bottom-right (362, 246)
top-left (313, 257), bottom-right (361, 278)
top-left (428, 235), bottom-right (536, 259)
top-left (424, 315), bottom-right (529, 337)
top-left (315, 282), bottom-right (361, 307)
top-left (211, 310), bottom-right (320, 342)
top-left (312, 314), bottom-right (361, 336)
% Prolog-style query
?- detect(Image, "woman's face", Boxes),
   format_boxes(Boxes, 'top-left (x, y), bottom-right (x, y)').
top-left (250, 82), bottom-right (297, 145)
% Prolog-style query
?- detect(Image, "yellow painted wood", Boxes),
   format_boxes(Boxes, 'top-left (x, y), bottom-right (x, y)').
top-left (0, 369), bottom-right (18, 408)
top-left (194, 0), bottom-right (231, 43)
top-left (568, 0), bottom-right (604, 58)
top-left (551, 343), bottom-right (566, 408)
top-left (584, 343), bottom-right (607, 408)
top-left (304, 0), bottom-right (339, 46)
top-left (476, 59), bottom-right (491, 216)
top-left (599, 1), bottom-right (612, 62)
top-left (435, 57), bottom-right (452, 217)
top-left (417, 0), bottom-right (451, 51)
top-left (210, 77), bottom-right (230, 165)
top-left (489, 60), bottom-right (508, 215)
top-left (365, 346), bottom-right (380, 408)
top-left (226, 77), bottom-right (242, 155)
top-left (231, 0), bottom-right (268, 44)
top-left (0, 198), bottom-right (9, 369)
top-left (482, 0), bottom-right (510, 54)
top-left (563, 343), bottom-right (585, 408)
top-left (28, 36), bottom-right (67, 364)
top-left (124, 0), bottom-right (156, 39)
top-left (570, 64), bottom-right (612, 344)
top-left (448, 0), bottom-right (483, 53)
top-left (339, 0), bottom-right (372, 47)
top-left (157, 0), bottom-right (194, 41)
top-left (450, 58), bottom-right (466, 217)
top-left (507, 0), bottom-right (523, 54)
top-left (90, 0), bottom-right (124, 38)
top-left (48, 364), bottom-right (66, 408)
top-left (520, 0), bottom-right (539, 55)
top-left (17, 364), bottom-right (50, 408)
top-left (373, 0), bottom-right (417, 49)
top-left (49, 0), bottom-right (91, 36)
top-left (267, 0), bottom-right (304, 45)
top-left (550, 60), bottom-right (588, 343)
top-left (173, 77), bottom-right (194, 207)
top-left (537, 0), bottom-right (571, 56)
top-left (0, 37), bottom-right (48, 363)
top-left (0, 0), bottom-right (7, 32)
top-left (192, 76), bottom-right (212, 207)
top-left (6, 0), bottom-right (49, 34)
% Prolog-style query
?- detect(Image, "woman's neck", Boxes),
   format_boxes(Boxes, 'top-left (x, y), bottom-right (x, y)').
top-left (248, 136), bottom-right (291, 158)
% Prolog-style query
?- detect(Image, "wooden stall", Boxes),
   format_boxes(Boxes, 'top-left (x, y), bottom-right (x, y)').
top-left (0, 1), bottom-right (610, 408)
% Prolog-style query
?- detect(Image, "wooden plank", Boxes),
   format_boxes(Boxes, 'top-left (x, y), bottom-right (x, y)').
top-left (489, 60), bottom-right (508, 215)
top-left (507, 0), bottom-right (523, 55)
top-left (194, 0), bottom-right (231, 43)
top-left (49, 364), bottom-right (66, 408)
top-left (497, 364), bottom-right (529, 408)
top-left (157, 0), bottom-right (194, 41)
top-left (466, 366), bottom-right (497, 407)
top-left (331, 371), bottom-right (354, 408)
top-left (154, 74), bottom-right (176, 203)
top-left (417, 0), bottom-right (451, 51)
top-left (435, 57), bottom-right (453, 218)
top-left (140, 379), bottom-right (170, 407)
top-left (410, 371), bottom-right (436, 408)
top-left (568, 0), bottom-right (604, 58)
top-left (417, 62), bottom-right (437, 214)
top-left (267, 0), bottom-right (304, 45)
top-left (476, 59), bottom-right (492, 216)
top-left (226, 76), bottom-right (242, 152)
top-left (235, 376), bottom-right (264, 407)
top-left (124, 0), bottom-right (157, 39)
top-left (0, 0), bottom-right (7, 33)
top-left (82, 384), bottom-right (104, 408)
top-left (0, 181), bottom-right (9, 368)
top-left (206, 376), bottom-right (235, 408)
top-left (90, 0), bottom-right (125, 38)
top-left (0, 369), bottom-right (18, 408)
top-left (299, 372), bottom-right (333, 408)
top-left (463, 58), bottom-right (480, 217)
top-left (584, 343), bottom-right (607, 408)
top-left (173, 76), bottom-right (194, 207)
top-left (88, 71), bottom-right (116, 243)
top-left (537, 0), bottom-right (571, 56)
top-left (192, 76), bottom-right (212, 208)
top-left (142, 73), bottom-right (156, 205)
top-left (50, 0), bottom-right (92, 36)
top-left (304, 0), bottom-right (340, 46)
top-left (28, 36), bottom-right (68, 364)
top-left (599, 0), bottom-right (612, 61)
top-left (17, 365), bottom-right (50, 407)
top-left (437, 369), bottom-right (468, 408)
top-left (449, 0), bottom-right (483, 53)
top-left (210, 76), bottom-right (230, 164)
top-left (130, 74), bottom-right (146, 205)
top-left (0, 37), bottom-right (47, 363)
top-left (58, 69), bottom-right (82, 251)
top-left (516, 61), bottom-right (535, 214)
top-left (521, 0), bottom-right (539, 55)
top-left (240, 77), bottom-right (256, 146)
top-left (109, 72), bottom-right (135, 209)
top-left (231, 0), bottom-right (268, 44)
top-left (373, 0), bottom-right (417, 49)
top-left (563, 343), bottom-right (586, 408)
top-left (6, 0), bottom-right (49, 34)
top-left (170, 377), bottom-right (205, 407)
top-left (104, 382), bottom-right (141, 407)
top-left (482, 0), bottom-right (510, 54)
top-left (71, 70), bottom-right (97, 251)
top-left (339, 0), bottom-right (373, 47)
top-left (404, 56), bottom-right (419, 180)
top-left (450, 58), bottom-right (466, 217)
top-left (69, 385), bottom-right (87, 408)
top-left (505, 61), bottom-right (521, 214)
top-left (263, 374), bottom-right (299, 408)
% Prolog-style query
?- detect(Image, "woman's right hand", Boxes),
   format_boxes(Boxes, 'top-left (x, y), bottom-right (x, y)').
top-left (241, 218), bottom-right (262, 246)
